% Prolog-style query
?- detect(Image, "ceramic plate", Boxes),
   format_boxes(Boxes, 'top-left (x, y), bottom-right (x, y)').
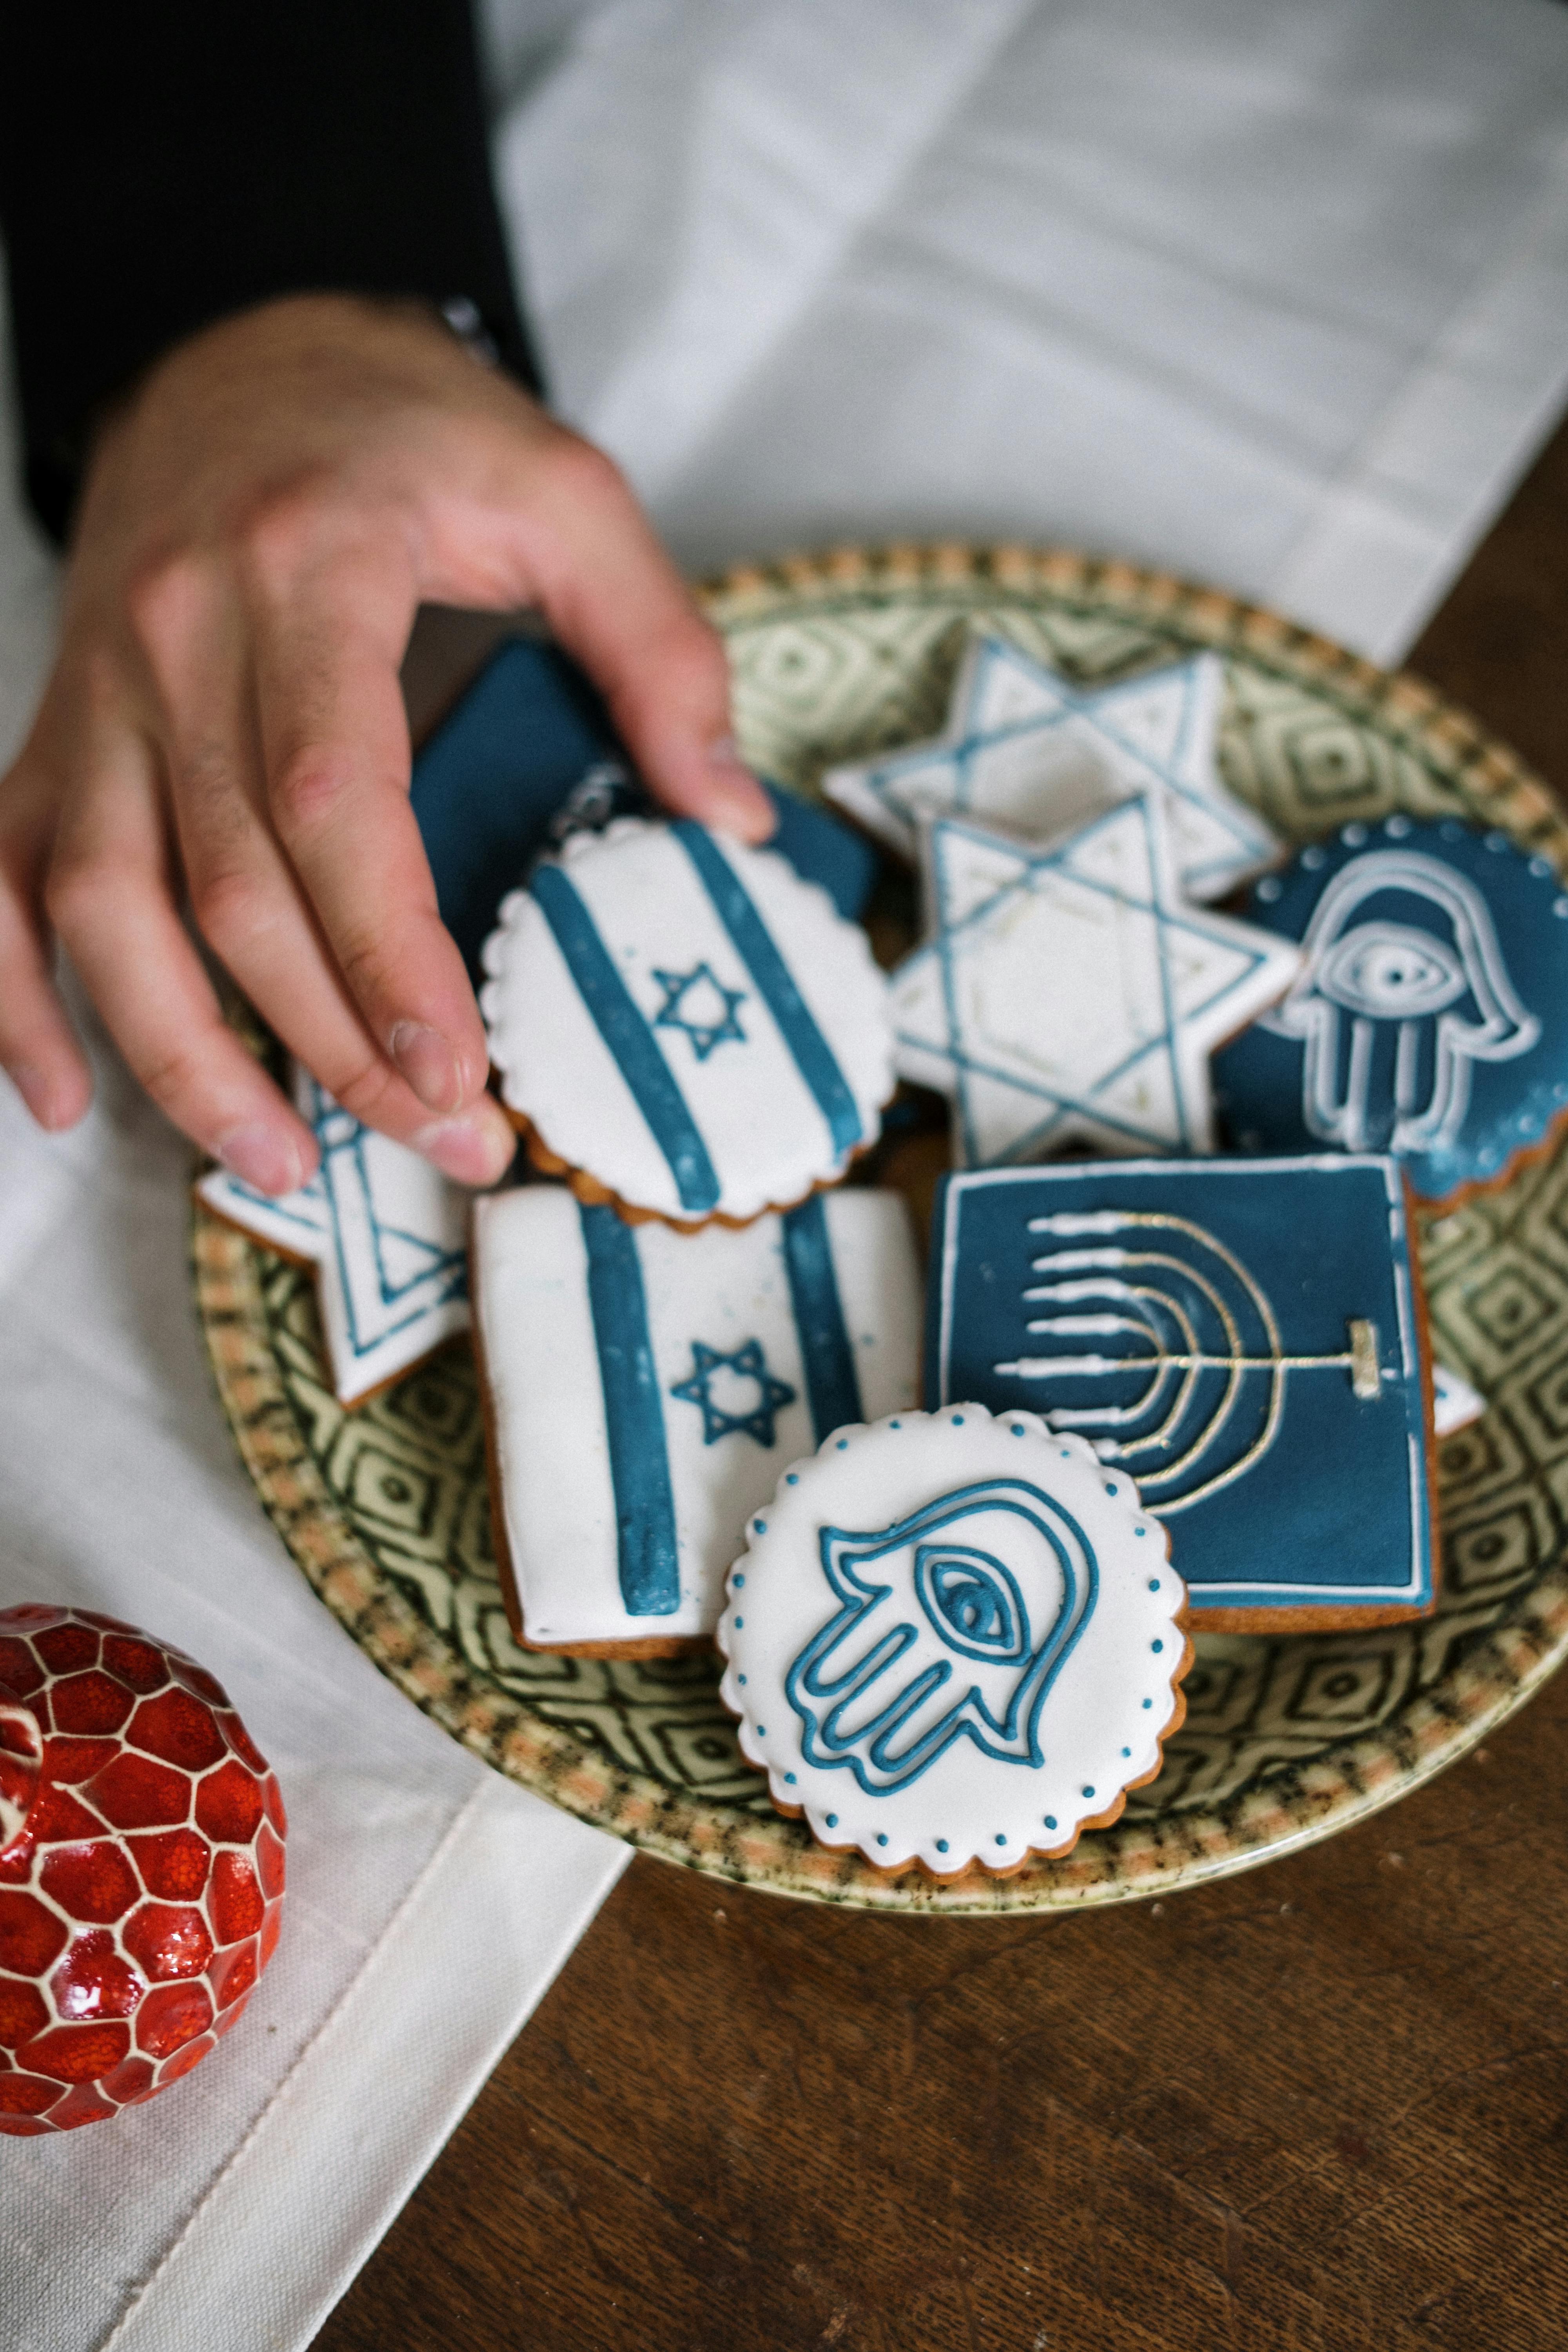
top-left (192, 546), bottom-right (1568, 1912)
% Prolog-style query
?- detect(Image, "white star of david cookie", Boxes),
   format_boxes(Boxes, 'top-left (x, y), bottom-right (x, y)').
top-left (195, 1069), bottom-right (473, 1405)
top-left (823, 630), bottom-right (1280, 902)
top-left (890, 797), bottom-right (1302, 1165)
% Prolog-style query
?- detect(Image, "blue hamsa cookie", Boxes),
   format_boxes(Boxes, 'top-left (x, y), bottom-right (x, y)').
top-left (1213, 816), bottom-right (1568, 1201)
top-left (924, 1154), bottom-right (1436, 1628)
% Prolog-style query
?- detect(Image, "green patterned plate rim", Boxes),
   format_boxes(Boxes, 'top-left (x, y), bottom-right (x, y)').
top-left (192, 544), bottom-right (1568, 1913)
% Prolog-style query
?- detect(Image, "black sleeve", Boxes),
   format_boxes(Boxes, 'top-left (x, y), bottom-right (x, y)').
top-left (0, 2), bottom-right (542, 543)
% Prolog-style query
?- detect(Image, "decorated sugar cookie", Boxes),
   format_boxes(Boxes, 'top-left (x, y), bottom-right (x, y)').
top-left (716, 1405), bottom-right (1188, 1877)
top-left (889, 797), bottom-right (1301, 1165)
top-left (480, 819), bottom-right (894, 1225)
top-left (1214, 817), bottom-right (1568, 1201)
top-left (472, 1185), bottom-right (921, 1653)
top-left (196, 1069), bottom-right (472, 1406)
top-left (926, 1156), bottom-right (1437, 1628)
top-left (823, 630), bottom-right (1279, 900)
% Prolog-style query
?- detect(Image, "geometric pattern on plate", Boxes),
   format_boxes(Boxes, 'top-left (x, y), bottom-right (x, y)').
top-left (716, 1405), bottom-right (1186, 1877)
top-left (472, 1185), bottom-right (921, 1651)
top-left (824, 628), bottom-right (1280, 900)
top-left (195, 1066), bottom-right (470, 1406)
top-left (0, 1605), bottom-right (285, 2134)
top-left (1215, 817), bottom-right (1568, 1202)
top-left (481, 818), bottom-right (893, 1226)
top-left (926, 1154), bottom-right (1436, 1626)
top-left (890, 796), bottom-right (1301, 1165)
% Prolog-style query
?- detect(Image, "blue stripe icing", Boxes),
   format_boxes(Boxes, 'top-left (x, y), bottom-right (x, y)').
top-left (531, 862), bottom-right (721, 1214)
top-left (674, 822), bottom-right (864, 1160)
top-left (578, 1204), bottom-right (681, 1615)
top-left (780, 1195), bottom-right (863, 1442)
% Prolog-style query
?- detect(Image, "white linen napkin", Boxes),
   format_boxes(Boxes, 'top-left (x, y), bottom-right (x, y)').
top-left (494, 0), bottom-right (1568, 662)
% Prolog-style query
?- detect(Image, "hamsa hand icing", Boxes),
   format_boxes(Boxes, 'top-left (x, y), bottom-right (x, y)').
top-left (480, 818), bottom-right (894, 1225)
top-left (1215, 818), bottom-right (1568, 1201)
top-left (718, 1406), bottom-right (1188, 1877)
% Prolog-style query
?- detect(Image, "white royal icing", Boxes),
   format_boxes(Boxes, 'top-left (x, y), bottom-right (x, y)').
top-left (196, 1069), bottom-right (470, 1405)
top-left (890, 795), bottom-right (1302, 1164)
top-left (1432, 1362), bottom-right (1485, 1437)
top-left (823, 630), bottom-right (1279, 901)
top-left (473, 1184), bottom-right (922, 1649)
top-left (717, 1404), bottom-right (1186, 1877)
top-left (480, 818), bottom-right (894, 1224)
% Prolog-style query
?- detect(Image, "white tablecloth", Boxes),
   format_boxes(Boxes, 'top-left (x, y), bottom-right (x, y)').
top-left (6, 2), bottom-right (1568, 2343)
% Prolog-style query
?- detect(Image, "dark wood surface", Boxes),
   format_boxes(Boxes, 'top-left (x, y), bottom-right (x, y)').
top-left (318, 419), bottom-right (1568, 2352)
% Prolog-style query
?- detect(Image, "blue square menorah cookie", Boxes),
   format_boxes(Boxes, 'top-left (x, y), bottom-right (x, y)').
top-left (925, 1154), bottom-right (1436, 1627)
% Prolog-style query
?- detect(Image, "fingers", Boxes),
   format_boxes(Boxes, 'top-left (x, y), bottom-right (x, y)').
top-left (0, 742), bottom-right (94, 1131)
top-left (445, 427), bottom-right (775, 843)
top-left (132, 563), bottom-right (513, 1186)
top-left (44, 711), bottom-right (318, 1192)
top-left (244, 530), bottom-right (491, 1116)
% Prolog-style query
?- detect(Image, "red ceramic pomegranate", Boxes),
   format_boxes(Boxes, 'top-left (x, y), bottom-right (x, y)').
top-left (0, 1604), bottom-right (286, 2134)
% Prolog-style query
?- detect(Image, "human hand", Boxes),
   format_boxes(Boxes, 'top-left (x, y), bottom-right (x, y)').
top-left (0, 292), bottom-right (772, 1191)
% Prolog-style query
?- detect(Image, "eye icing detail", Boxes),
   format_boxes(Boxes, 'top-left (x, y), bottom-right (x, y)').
top-left (914, 1543), bottom-right (1031, 1663)
top-left (1316, 922), bottom-right (1466, 1019)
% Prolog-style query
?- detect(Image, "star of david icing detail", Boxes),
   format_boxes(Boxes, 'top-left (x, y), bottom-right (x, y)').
top-left (823, 628), bottom-right (1280, 902)
top-left (890, 796), bottom-right (1303, 1166)
top-left (670, 1338), bottom-right (797, 1447)
top-left (651, 960), bottom-right (748, 1059)
top-left (195, 1068), bottom-right (472, 1404)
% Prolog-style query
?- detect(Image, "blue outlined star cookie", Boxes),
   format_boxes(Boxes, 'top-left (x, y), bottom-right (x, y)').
top-left (823, 629), bottom-right (1280, 902)
top-left (195, 1068), bottom-right (477, 1405)
top-left (669, 1337), bottom-right (797, 1445)
top-left (889, 796), bottom-right (1301, 1166)
top-left (652, 961), bottom-right (748, 1060)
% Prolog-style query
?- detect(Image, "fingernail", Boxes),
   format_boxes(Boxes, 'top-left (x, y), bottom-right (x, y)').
top-left (390, 1021), bottom-right (465, 1114)
top-left (7, 1062), bottom-right (57, 1127)
top-left (215, 1122), bottom-right (309, 1196)
top-left (414, 1106), bottom-right (516, 1188)
top-left (705, 737), bottom-right (776, 843)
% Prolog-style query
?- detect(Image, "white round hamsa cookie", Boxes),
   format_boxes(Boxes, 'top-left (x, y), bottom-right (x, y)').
top-left (716, 1405), bottom-right (1190, 1878)
top-left (479, 818), bottom-right (894, 1225)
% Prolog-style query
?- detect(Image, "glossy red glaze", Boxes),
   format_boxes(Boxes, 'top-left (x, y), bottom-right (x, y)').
top-left (32, 1626), bottom-right (98, 1676)
top-left (130, 1827), bottom-right (212, 1901)
top-left (123, 1902), bottom-right (213, 1983)
top-left (50, 1671), bottom-right (135, 1736)
top-left (50, 1930), bottom-right (143, 2021)
top-left (195, 1760), bottom-right (263, 1845)
top-left (100, 1638), bottom-right (169, 1695)
top-left (208, 1937), bottom-right (258, 2012)
top-left (136, 1980), bottom-right (214, 2059)
top-left (128, 1689), bottom-right (227, 1775)
top-left (83, 1751), bottom-right (191, 1831)
top-left (208, 1853), bottom-right (265, 1946)
top-left (41, 1842), bottom-right (141, 1923)
top-left (0, 1605), bottom-right (286, 2131)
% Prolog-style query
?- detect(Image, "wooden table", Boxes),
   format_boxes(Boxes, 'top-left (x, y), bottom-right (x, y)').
top-left (320, 427), bottom-right (1568, 2352)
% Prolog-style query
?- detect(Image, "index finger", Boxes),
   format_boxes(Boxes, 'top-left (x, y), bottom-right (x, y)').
top-left (245, 535), bottom-right (491, 1120)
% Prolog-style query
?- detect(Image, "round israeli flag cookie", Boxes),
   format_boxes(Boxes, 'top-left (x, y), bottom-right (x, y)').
top-left (716, 1405), bottom-right (1190, 1879)
top-left (480, 818), bottom-right (894, 1225)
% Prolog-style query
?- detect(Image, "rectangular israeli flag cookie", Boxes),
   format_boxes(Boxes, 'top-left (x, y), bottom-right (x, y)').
top-left (473, 1185), bottom-right (922, 1653)
top-left (926, 1154), bottom-right (1437, 1629)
